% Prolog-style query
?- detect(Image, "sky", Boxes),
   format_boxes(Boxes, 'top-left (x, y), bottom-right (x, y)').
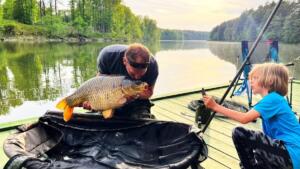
top-left (122, 0), bottom-right (276, 31)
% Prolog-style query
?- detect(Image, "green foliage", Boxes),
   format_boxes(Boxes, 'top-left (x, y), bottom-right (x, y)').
top-left (210, 1), bottom-right (300, 43)
top-left (3, 22), bottom-right (20, 35)
top-left (0, 0), bottom-right (160, 42)
top-left (123, 8), bottom-right (143, 40)
top-left (13, 0), bottom-right (38, 24)
top-left (72, 16), bottom-right (89, 35)
top-left (111, 4), bottom-right (127, 38)
top-left (37, 15), bottom-right (69, 37)
top-left (0, 4), bottom-right (3, 23)
top-left (1, 20), bottom-right (46, 36)
top-left (3, 0), bottom-right (14, 20)
top-left (282, 3), bottom-right (300, 43)
top-left (142, 16), bottom-right (160, 43)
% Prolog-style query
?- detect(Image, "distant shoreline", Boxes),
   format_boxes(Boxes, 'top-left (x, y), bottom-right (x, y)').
top-left (0, 36), bottom-right (129, 43)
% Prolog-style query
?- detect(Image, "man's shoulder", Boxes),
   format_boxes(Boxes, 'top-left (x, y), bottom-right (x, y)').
top-left (149, 56), bottom-right (158, 72)
top-left (144, 56), bottom-right (158, 83)
top-left (103, 44), bottom-right (128, 53)
top-left (149, 56), bottom-right (158, 66)
top-left (100, 45), bottom-right (128, 61)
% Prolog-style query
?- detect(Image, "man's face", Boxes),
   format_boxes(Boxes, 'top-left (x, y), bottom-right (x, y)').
top-left (123, 56), bottom-right (148, 80)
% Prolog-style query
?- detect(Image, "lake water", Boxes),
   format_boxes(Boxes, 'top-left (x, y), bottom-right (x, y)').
top-left (0, 41), bottom-right (299, 123)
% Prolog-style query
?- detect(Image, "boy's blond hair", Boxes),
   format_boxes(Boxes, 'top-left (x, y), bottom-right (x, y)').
top-left (249, 63), bottom-right (289, 96)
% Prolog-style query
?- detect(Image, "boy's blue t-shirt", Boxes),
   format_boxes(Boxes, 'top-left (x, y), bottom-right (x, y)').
top-left (253, 92), bottom-right (300, 169)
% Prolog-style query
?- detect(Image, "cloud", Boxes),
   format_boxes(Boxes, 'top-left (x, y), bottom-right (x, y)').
top-left (122, 0), bottom-right (274, 31)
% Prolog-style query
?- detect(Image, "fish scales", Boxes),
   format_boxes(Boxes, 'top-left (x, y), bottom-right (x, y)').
top-left (67, 76), bottom-right (124, 109)
top-left (56, 75), bottom-right (148, 121)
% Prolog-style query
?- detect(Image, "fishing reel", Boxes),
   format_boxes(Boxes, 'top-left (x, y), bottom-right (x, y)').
top-left (195, 101), bottom-right (211, 128)
top-left (195, 88), bottom-right (212, 128)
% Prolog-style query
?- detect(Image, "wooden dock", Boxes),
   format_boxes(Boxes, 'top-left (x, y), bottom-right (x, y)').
top-left (0, 81), bottom-right (299, 169)
top-left (150, 80), bottom-right (300, 169)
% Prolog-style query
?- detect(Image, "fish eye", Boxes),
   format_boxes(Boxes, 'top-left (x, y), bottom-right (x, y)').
top-left (135, 80), bottom-right (143, 85)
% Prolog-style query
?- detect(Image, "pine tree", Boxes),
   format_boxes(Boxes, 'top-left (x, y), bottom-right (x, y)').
top-left (13, 0), bottom-right (38, 24)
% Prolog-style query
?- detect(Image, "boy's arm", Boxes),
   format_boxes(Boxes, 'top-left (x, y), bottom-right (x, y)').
top-left (203, 95), bottom-right (260, 124)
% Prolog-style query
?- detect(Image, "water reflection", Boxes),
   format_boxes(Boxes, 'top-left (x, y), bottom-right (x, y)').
top-left (154, 48), bottom-right (236, 95)
top-left (0, 42), bottom-right (106, 118)
top-left (0, 41), bottom-right (299, 122)
top-left (160, 40), bottom-right (208, 50)
top-left (208, 41), bottom-right (300, 79)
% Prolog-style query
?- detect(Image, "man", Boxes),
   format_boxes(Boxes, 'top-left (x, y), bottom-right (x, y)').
top-left (85, 43), bottom-right (159, 119)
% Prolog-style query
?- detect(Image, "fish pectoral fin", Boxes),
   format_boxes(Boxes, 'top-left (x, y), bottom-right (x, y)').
top-left (118, 98), bottom-right (127, 105)
top-left (63, 106), bottom-right (74, 122)
top-left (102, 109), bottom-right (114, 119)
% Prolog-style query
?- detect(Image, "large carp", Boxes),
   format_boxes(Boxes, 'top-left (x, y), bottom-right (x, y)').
top-left (56, 75), bottom-right (148, 122)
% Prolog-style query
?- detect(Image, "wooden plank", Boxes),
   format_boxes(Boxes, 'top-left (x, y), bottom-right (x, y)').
top-left (154, 100), bottom-right (235, 139)
top-left (201, 157), bottom-right (233, 169)
top-left (204, 146), bottom-right (240, 169)
top-left (169, 95), bottom-right (262, 131)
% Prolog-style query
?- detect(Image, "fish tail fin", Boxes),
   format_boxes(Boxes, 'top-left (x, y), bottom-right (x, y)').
top-left (63, 106), bottom-right (74, 122)
top-left (56, 98), bottom-right (74, 122)
top-left (56, 98), bottom-right (68, 110)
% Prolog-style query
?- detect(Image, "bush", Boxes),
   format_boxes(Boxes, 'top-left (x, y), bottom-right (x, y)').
top-left (36, 16), bottom-right (69, 38)
top-left (3, 23), bottom-right (20, 35)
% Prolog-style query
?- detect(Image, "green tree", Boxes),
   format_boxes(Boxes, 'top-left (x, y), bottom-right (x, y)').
top-left (209, 1), bottom-right (298, 43)
top-left (70, 0), bottom-right (76, 21)
top-left (13, 0), bottom-right (38, 24)
top-left (3, 0), bottom-right (14, 20)
top-left (121, 5), bottom-right (142, 40)
top-left (141, 16), bottom-right (160, 42)
top-left (39, 15), bottom-right (68, 37)
top-left (282, 3), bottom-right (300, 43)
top-left (72, 16), bottom-right (89, 35)
top-left (112, 3), bottom-right (126, 37)
top-left (0, 2), bottom-right (3, 22)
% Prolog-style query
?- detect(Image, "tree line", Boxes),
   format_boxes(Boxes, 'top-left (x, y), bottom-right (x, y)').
top-left (210, 1), bottom-right (300, 43)
top-left (0, 0), bottom-right (160, 42)
top-left (160, 29), bottom-right (209, 40)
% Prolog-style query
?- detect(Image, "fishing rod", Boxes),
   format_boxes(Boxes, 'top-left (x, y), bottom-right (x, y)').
top-left (201, 0), bottom-right (283, 133)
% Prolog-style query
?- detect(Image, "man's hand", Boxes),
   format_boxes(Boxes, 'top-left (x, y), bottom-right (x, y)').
top-left (138, 85), bottom-right (154, 99)
top-left (126, 95), bottom-right (140, 102)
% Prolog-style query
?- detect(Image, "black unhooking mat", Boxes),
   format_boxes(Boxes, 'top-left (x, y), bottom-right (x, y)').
top-left (3, 111), bottom-right (207, 169)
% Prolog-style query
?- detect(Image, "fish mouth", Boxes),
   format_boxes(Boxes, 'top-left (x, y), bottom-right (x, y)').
top-left (141, 83), bottom-right (149, 91)
top-left (132, 82), bottom-right (148, 92)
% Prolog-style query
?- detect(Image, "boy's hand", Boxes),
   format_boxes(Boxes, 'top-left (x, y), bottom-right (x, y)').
top-left (203, 95), bottom-right (218, 110)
